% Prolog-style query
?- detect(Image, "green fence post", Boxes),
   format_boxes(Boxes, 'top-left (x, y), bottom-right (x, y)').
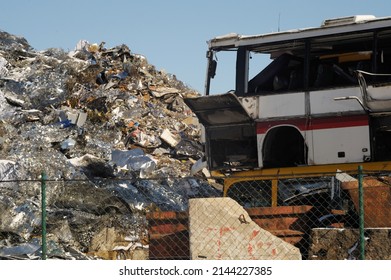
top-left (41, 171), bottom-right (47, 260)
top-left (358, 165), bottom-right (365, 260)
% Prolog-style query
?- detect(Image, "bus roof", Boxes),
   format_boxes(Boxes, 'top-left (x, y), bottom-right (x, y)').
top-left (208, 15), bottom-right (391, 50)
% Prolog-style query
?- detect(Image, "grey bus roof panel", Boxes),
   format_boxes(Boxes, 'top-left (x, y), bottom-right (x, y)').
top-left (208, 16), bottom-right (391, 50)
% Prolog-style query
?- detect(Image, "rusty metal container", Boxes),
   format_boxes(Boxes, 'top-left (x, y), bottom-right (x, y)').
top-left (147, 211), bottom-right (190, 260)
top-left (341, 177), bottom-right (391, 227)
top-left (245, 205), bottom-right (315, 245)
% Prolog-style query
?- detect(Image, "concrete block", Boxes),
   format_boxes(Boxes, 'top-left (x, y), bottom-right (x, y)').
top-left (189, 197), bottom-right (302, 260)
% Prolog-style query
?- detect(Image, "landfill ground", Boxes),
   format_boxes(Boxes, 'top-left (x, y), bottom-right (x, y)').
top-left (0, 30), bottom-right (222, 259)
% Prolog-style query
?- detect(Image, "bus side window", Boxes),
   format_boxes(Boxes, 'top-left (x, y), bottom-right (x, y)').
top-left (288, 67), bottom-right (304, 90)
top-left (248, 53), bottom-right (292, 93)
top-left (313, 64), bottom-right (334, 88)
top-left (379, 50), bottom-right (391, 74)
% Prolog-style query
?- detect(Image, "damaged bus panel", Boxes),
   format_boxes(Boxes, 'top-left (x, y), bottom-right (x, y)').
top-left (185, 93), bottom-right (257, 170)
top-left (185, 15), bottom-right (391, 171)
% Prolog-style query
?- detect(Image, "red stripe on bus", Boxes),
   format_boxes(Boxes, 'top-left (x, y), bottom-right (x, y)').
top-left (256, 115), bottom-right (368, 134)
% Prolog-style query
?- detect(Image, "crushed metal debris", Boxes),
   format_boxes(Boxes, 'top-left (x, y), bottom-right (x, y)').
top-left (0, 30), bottom-right (220, 259)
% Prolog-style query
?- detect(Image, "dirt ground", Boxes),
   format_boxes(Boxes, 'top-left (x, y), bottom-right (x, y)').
top-left (307, 228), bottom-right (391, 260)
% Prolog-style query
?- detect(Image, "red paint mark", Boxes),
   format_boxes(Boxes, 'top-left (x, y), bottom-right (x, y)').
top-left (251, 230), bottom-right (260, 239)
top-left (247, 243), bottom-right (254, 257)
top-left (247, 230), bottom-right (261, 259)
top-left (206, 227), bottom-right (217, 233)
top-left (220, 227), bottom-right (234, 236)
top-left (216, 227), bottom-right (235, 259)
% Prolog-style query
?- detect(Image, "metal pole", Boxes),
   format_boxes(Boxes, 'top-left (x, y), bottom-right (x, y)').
top-left (358, 165), bottom-right (365, 260)
top-left (41, 171), bottom-right (47, 260)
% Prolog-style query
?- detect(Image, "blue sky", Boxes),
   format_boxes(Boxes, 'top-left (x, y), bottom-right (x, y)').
top-left (1, 0), bottom-right (390, 94)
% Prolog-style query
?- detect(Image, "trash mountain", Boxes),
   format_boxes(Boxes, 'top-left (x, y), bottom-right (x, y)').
top-left (0, 30), bottom-right (220, 259)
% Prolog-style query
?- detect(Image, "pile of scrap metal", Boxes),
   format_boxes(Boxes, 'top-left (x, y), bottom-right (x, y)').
top-left (0, 30), bottom-right (221, 259)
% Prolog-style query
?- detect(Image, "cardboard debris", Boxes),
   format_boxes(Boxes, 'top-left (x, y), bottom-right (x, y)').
top-left (160, 128), bottom-right (180, 147)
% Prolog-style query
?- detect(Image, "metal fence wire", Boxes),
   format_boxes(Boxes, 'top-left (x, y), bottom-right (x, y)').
top-left (0, 167), bottom-right (391, 260)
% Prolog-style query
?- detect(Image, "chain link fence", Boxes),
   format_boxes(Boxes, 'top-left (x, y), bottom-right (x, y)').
top-left (1, 166), bottom-right (391, 260)
top-left (0, 174), bottom-right (221, 260)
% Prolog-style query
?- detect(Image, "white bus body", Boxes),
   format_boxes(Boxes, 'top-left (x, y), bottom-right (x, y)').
top-left (185, 16), bottom-right (391, 171)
